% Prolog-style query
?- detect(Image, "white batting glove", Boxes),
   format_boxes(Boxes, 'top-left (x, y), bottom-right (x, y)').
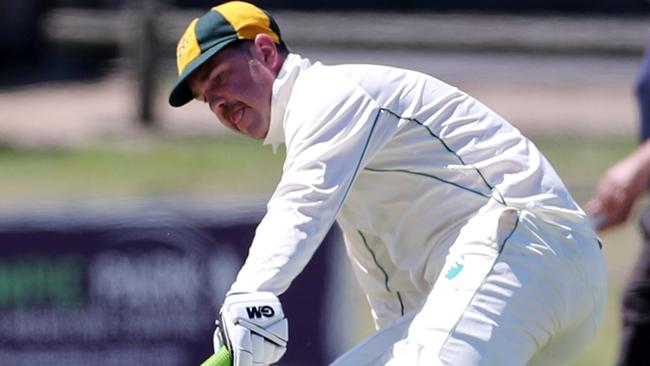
top-left (214, 292), bottom-right (288, 366)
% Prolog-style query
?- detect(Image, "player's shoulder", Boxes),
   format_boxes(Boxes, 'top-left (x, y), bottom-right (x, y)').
top-left (301, 62), bottom-right (452, 96)
top-left (296, 62), bottom-right (360, 89)
top-left (291, 62), bottom-right (375, 106)
top-left (300, 62), bottom-right (414, 85)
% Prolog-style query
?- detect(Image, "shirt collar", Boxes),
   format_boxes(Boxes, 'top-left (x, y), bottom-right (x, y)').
top-left (264, 53), bottom-right (312, 152)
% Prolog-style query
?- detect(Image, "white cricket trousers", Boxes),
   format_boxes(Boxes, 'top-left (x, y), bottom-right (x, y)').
top-left (331, 207), bottom-right (607, 366)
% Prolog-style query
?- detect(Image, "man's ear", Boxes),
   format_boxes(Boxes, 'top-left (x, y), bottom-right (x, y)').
top-left (254, 33), bottom-right (283, 71)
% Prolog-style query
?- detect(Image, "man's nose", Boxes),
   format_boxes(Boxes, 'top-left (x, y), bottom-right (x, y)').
top-left (208, 96), bottom-right (226, 115)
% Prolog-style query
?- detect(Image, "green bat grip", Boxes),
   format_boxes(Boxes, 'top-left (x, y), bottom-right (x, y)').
top-left (200, 346), bottom-right (233, 366)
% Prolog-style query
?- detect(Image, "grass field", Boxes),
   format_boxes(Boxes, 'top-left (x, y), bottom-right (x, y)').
top-left (0, 133), bottom-right (642, 365)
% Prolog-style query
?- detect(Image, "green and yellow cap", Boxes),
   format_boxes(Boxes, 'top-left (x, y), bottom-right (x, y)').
top-left (169, 1), bottom-right (283, 107)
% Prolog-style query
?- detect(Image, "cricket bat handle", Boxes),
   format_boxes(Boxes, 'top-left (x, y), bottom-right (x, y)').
top-left (200, 346), bottom-right (233, 366)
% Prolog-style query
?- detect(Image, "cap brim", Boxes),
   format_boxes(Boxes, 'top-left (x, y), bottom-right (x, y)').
top-left (168, 39), bottom-right (236, 107)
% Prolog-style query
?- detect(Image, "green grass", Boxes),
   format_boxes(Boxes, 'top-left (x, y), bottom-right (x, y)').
top-left (532, 135), bottom-right (637, 204)
top-left (0, 136), bottom-right (286, 205)
top-left (0, 133), bottom-right (642, 365)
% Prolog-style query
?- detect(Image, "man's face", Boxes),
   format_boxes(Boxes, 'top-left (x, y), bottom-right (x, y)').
top-left (188, 42), bottom-right (276, 140)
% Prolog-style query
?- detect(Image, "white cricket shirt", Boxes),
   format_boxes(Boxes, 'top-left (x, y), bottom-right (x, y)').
top-left (229, 53), bottom-right (596, 327)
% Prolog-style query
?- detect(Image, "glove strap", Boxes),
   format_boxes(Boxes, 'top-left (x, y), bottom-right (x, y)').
top-left (238, 318), bottom-right (288, 347)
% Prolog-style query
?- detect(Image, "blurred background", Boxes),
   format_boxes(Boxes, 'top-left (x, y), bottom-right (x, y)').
top-left (1, 0), bottom-right (649, 365)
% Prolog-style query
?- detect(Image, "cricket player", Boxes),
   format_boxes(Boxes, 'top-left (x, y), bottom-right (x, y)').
top-left (169, 2), bottom-right (607, 365)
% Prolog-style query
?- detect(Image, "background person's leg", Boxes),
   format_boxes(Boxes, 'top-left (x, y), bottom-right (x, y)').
top-left (616, 205), bottom-right (650, 366)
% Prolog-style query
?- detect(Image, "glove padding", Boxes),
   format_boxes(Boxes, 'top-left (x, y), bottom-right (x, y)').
top-left (214, 292), bottom-right (288, 366)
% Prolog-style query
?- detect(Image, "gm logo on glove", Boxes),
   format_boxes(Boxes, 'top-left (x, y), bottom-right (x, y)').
top-left (246, 305), bottom-right (275, 319)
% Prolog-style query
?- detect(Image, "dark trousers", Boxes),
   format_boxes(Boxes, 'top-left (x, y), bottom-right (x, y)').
top-left (618, 205), bottom-right (650, 366)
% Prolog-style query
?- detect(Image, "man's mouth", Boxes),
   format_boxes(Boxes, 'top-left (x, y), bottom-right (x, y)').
top-left (230, 106), bottom-right (245, 126)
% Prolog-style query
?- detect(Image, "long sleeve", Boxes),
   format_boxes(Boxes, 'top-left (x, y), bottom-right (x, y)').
top-left (229, 67), bottom-right (391, 295)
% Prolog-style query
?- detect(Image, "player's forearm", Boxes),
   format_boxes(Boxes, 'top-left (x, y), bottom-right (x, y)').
top-left (229, 173), bottom-right (347, 294)
top-left (228, 203), bottom-right (334, 295)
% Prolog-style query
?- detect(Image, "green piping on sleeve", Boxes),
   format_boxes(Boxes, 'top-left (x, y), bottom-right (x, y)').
top-left (358, 230), bottom-right (405, 316)
top-left (378, 108), bottom-right (506, 206)
top-left (365, 167), bottom-right (495, 202)
top-left (396, 291), bottom-right (405, 316)
top-left (333, 107), bottom-right (383, 214)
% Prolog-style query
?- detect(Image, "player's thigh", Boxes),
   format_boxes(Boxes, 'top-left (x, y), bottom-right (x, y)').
top-left (385, 208), bottom-right (530, 365)
top-left (329, 312), bottom-right (415, 366)
top-left (527, 296), bottom-right (606, 366)
top-left (388, 209), bottom-right (605, 365)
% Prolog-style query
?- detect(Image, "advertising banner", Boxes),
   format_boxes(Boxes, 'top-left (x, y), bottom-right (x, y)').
top-left (0, 201), bottom-right (341, 365)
